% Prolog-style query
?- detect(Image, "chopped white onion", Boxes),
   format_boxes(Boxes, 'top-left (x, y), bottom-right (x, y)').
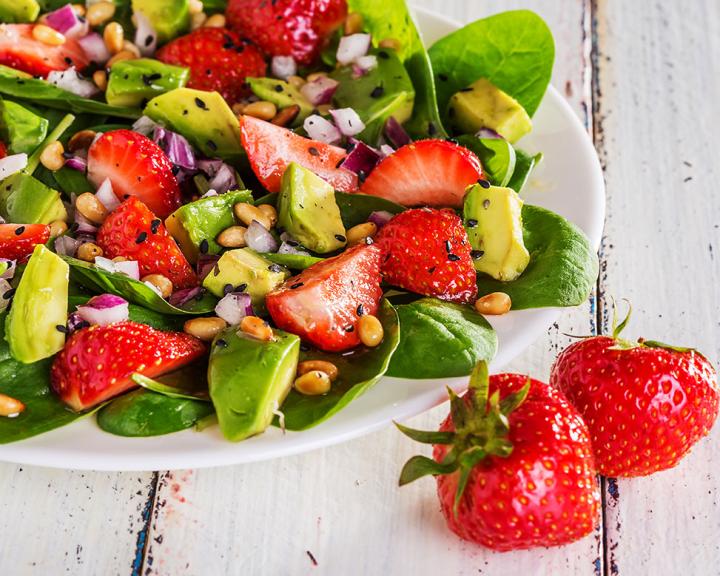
top-left (95, 177), bottom-right (120, 211)
top-left (0, 153), bottom-right (27, 180)
top-left (54, 236), bottom-right (82, 257)
top-left (215, 292), bottom-right (253, 326)
top-left (77, 299), bottom-right (129, 326)
top-left (132, 115), bottom-right (159, 136)
top-left (47, 68), bottom-right (99, 98)
top-left (133, 10), bottom-right (157, 56)
top-left (379, 144), bottom-right (395, 157)
top-left (245, 220), bottom-right (279, 253)
top-left (143, 280), bottom-right (163, 297)
top-left (77, 32), bottom-right (111, 65)
top-left (354, 54), bottom-right (378, 72)
top-left (114, 260), bottom-right (140, 280)
top-left (271, 55), bottom-right (297, 80)
top-left (336, 33), bottom-right (371, 65)
top-left (329, 108), bottom-right (366, 136)
top-left (0, 278), bottom-right (12, 312)
top-left (300, 76), bottom-right (338, 106)
top-left (94, 256), bottom-right (118, 273)
top-left (303, 115), bottom-right (342, 145)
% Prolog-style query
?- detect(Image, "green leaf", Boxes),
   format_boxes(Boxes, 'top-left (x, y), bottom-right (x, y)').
top-left (468, 360), bottom-right (490, 412)
top-left (398, 454), bottom-right (459, 486)
top-left (261, 252), bottom-right (324, 270)
top-left (476, 205), bottom-right (598, 309)
top-left (131, 362), bottom-right (210, 401)
top-left (334, 191), bottom-right (405, 228)
top-left (498, 379), bottom-right (530, 414)
top-left (279, 299), bottom-right (400, 430)
top-left (429, 10), bottom-right (555, 120)
top-left (456, 135), bottom-right (516, 187)
top-left (387, 298), bottom-right (497, 379)
top-left (453, 447), bottom-right (488, 515)
top-left (394, 421), bottom-right (456, 445)
top-left (68, 294), bottom-right (185, 331)
top-left (507, 149), bottom-right (542, 193)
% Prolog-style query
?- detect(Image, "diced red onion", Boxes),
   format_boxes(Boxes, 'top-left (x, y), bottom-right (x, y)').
top-left (340, 138), bottom-right (381, 176)
top-left (354, 54), bottom-right (378, 72)
top-left (95, 177), bottom-right (119, 211)
top-left (85, 293), bottom-right (128, 309)
top-left (300, 76), bottom-right (338, 106)
top-left (0, 259), bottom-right (16, 280)
top-left (133, 10), bottom-right (157, 57)
top-left (153, 126), bottom-right (196, 170)
top-left (74, 211), bottom-right (98, 235)
top-left (67, 312), bottom-right (90, 333)
top-left (0, 153), bottom-right (27, 180)
top-left (278, 242), bottom-right (310, 256)
top-left (77, 294), bottom-right (129, 326)
top-left (215, 292), bottom-right (253, 325)
top-left (115, 260), bottom-right (140, 279)
top-left (208, 163), bottom-right (237, 194)
top-left (197, 254), bottom-right (220, 281)
top-left (336, 33), bottom-right (371, 65)
top-left (368, 210), bottom-right (394, 228)
top-left (245, 220), bottom-right (278, 253)
top-left (65, 155), bottom-right (87, 172)
top-left (330, 108), bottom-right (366, 137)
top-left (45, 4), bottom-right (88, 38)
top-left (0, 279), bottom-right (11, 312)
top-left (271, 55), bottom-right (297, 80)
top-left (54, 235), bottom-right (82, 257)
top-left (303, 115), bottom-right (341, 145)
top-left (384, 116), bottom-right (412, 148)
top-left (201, 189), bottom-right (218, 198)
top-left (197, 159), bottom-right (224, 177)
top-left (132, 115), bottom-right (159, 136)
top-left (379, 144), bottom-right (395, 157)
top-left (47, 68), bottom-right (99, 98)
top-left (169, 286), bottom-right (204, 307)
top-left (351, 63), bottom-right (368, 79)
top-left (78, 32), bottom-right (111, 65)
top-left (476, 128), bottom-right (503, 140)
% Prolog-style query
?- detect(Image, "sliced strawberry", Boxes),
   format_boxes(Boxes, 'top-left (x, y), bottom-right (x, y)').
top-left (0, 223), bottom-right (50, 261)
top-left (266, 244), bottom-right (383, 352)
top-left (97, 197), bottom-right (198, 289)
top-left (51, 321), bottom-right (206, 411)
top-left (239, 115), bottom-right (358, 193)
top-left (360, 140), bottom-right (484, 208)
top-left (376, 208), bottom-right (478, 304)
top-left (0, 24), bottom-right (89, 76)
top-left (87, 129), bottom-right (181, 219)
top-left (0, 141), bottom-right (7, 159)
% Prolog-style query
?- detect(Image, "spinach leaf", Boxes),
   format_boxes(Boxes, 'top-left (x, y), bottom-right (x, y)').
top-left (68, 295), bottom-right (185, 331)
top-left (387, 298), bottom-right (497, 379)
top-left (262, 252), bottom-right (324, 270)
top-left (429, 10), bottom-right (555, 120)
top-left (476, 204), bottom-right (598, 309)
top-left (334, 191), bottom-right (404, 227)
top-left (35, 166), bottom-right (94, 197)
top-left (507, 149), bottom-right (542, 193)
top-left (457, 135), bottom-right (516, 187)
top-left (280, 299), bottom-right (400, 430)
top-left (201, 0), bottom-right (227, 13)
top-left (133, 373), bottom-right (210, 401)
top-left (131, 359), bottom-right (210, 401)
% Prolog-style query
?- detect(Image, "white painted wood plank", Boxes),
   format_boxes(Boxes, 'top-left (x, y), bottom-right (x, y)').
top-left (594, 0), bottom-right (720, 574)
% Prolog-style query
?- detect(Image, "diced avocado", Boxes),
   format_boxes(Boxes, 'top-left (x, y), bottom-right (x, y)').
top-left (165, 189), bottom-right (253, 263)
top-left (0, 172), bottom-right (67, 224)
top-left (330, 48), bottom-right (415, 144)
top-left (202, 248), bottom-right (289, 309)
top-left (0, 99), bottom-right (48, 155)
top-left (278, 163), bottom-right (346, 254)
top-left (145, 88), bottom-right (243, 162)
top-left (247, 77), bottom-right (313, 127)
top-left (0, 0), bottom-right (39, 23)
top-left (6, 245), bottom-right (69, 363)
top-left (463, 184), bottom-right (530, 281)
top-left (106, 59), bottom-right (189, 108)
top-left (131, 0), bottom-right (190, 44)
top-left (448, 78), bottom-right (532, 143)
top-left (208, 326), bottom-right (300, 441)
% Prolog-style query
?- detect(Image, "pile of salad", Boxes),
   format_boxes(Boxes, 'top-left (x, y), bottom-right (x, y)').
top-left (0, 0), bottom-right (597, 444)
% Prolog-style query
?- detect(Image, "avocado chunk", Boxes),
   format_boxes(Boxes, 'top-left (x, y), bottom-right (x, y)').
top-left (208, 326), bottom-right (300, 441)
top-left (0, 99), bottom-right (48, 155)
top-left (131, 0), bottom-right (190, 44)
top-left (145, 88), bottom-right (243, 162)
top-left (202, 248), bottom-right (289, 309)
top-left (247, 77), bottom-right (313, 127)
top-left (448, 78), bottom-right (532, 143)
top-left (165, 189), bottom-right (253, 263)
top-left (463, 184), bottom-right (530, 281)
top-left (106, 59), bottom-right (189, 108)
top-left (6, 245), bottom-right (69, 363)
top-left (329, 48), bottom-right (415, 144)
top-left (0, 0), bottom-right (39, 23)
top-left (0, 172), bottom-right (67, 224)
top-left (278, 163), bottom-right (346, 254)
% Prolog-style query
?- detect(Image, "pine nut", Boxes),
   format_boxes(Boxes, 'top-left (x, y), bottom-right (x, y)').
top-left (378, 37), bottom-right (401, 51)
top-left (243, 101), bottom-right (277, 121)
top-left (287, 75), bottom-right (306, 89)
top-left (346, 222), bottom-right (377, 246)
top-left (233, 202), bottom-right (272, 230)
top-left (294, 371), bottom-right (331, 396)
top-left (103, 22), bottom-right (124, 54)
top-left (231, 102), bottom-right (245, 116)
top-left (358, 314), bottom-right (383, 347)
top-left (76, 192), bottom-right (108, 225)
top-left (203, 13), bottom-right (226, 27)
top-left (39, 141), bottom-right (65, 171)
top-left (257, 204), bottom-right (278, 227)
top-left (306, 72), bottom-right (328, 83)
top-left (216, 225), bottom-right (247, 248)
top-left (191, 12), bottom-right (207, 30)
top-left (32, 24), bottom-right (65, 46)
top-left (188, 0), bottom-right (204, 14)
top-left (0, 393), bottom-right (25, 417)
top-left (344, 12), bottom-right (364, 35)
top-left (68, 129), bottom-right (97, 152)
top-left (271, 104), bottom-right (300, 127)
top-left (297, 360), bottom-right (338, 381)
top-left (239, 315), bottom-right (274, 341)
top-left (122, 40), bottom-right (141, 58)
top-left (72, 4), bottom-right (86, 17)
top-left (77, 242), bottom-right (103, 262)
top-left (142, 274), bottom-right (173, 299)
top-left (106, 50), bottom-right (136, 67)
top-left (184, 317), bottom-right (228, 341)
top-left (86, 1), bottom-right (115, 27)
top-left (48, 220), bottom-right (68, 238)
top-left (93, 69), bottom-right (108, 90)
top-left (475, 292), bottom-right (512, 316)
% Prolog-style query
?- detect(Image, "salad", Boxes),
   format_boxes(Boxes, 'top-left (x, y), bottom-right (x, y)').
top-left (0, 0), bottom-right (598, 444)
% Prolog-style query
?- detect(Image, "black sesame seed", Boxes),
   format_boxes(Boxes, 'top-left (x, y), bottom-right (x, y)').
top-left (438, 73), bottom-right (448, 82)
top-left (444, 240), bottom-right (452, 253)
top-left (428, 266), bottom-right (436, 273)
top-left (213, 265), bottom-right (221, 277)
top-left (335, 158), bottom-right (345, 169)
top-left (357, 304), bottom-right (365, 316)
top-left (216, 338), bottom-right (228, 348)
top-left (195, 97), bottom-right (207, 110)
top-left (345, 325), bottom-right (355, 332)
top-left (370, 86), bottom-right (384, 98)
top-left (268, 264), bottom-right (283, 273)
top-left (236, 283), bottom-right (247, 292)
top-left (460, 87), bottom-right (474, 92)
top-left (483, 199), bottom-right (491, 209)
top-left (274, 84), bottom-right (284, 92)
top-left (286, 240), bottom-right (299, 247)
top-left (308, 146), bottom-right (319, 156)
top-left (478, 179), bottom-right (491, 189)
top-left (136, 231), bottom-right (148, 244)
top-left (150, 219), bottom-right (161, 234)
top-left (358, 169), bottom-right (367, 183)
top-left (223, 283), bottom-right (234, 295)
top-left (466, 218), bottom-right (478, 228)
top-left (335, 234), bottom-right (346, 242)
top-left (471, 250), bottom-right (485, 260)
top-left (145, 34), bottom-right (154, 47)
top-left (56, 324), bottom-right (68, 333)
top-left (447, 253), bottom-right (460, 262)
top-left (199, 239), bottom-right (209, 254)
top-left (378, 50), bottom-right (389, 59)
top-left (2, 288), bottom-right (15, 300)
top-left (290, 282), bottom-right (304, 289)
top-left (207, 140), bottom-right (217, 151)
top-left (14, 226), bottom-right (25, 235)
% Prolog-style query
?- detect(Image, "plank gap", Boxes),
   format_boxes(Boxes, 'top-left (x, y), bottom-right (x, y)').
top-left (134, 471), bottom-right (160, 576)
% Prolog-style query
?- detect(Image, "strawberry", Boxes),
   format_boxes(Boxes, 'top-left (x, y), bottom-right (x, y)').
top-left (375, 208), bottom-right (477, 304)
top-left (0, 223), bottom-right (49, 261)
top-left (397, 363), bottom-right (600, 551)
top-left (240, 115), bottom-right (358, 193)
top-left (51, 321), bottom-right (206, 411)
top-left (266, 243), bottom-right (383, 352)
top-left (87, 129), bottom-right (181, 219)
top-left (156, 27), bottom-right (266, 105)
top-left (360, 140), bottom-right (484, 208)
top-left (225, 0), bottom-right (346, 65)
top-left (0, 140), bottom-right (7, 159)
top-left (96, 197), bottom-right (198, 289)
top-left (550, 306), bottom-right (720, 477)
top-left (0, 24), bottom-right (89, 76)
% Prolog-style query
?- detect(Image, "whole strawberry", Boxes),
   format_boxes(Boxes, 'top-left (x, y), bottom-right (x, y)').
top-left (376, 208), bottom-right (478, 304)
top-left (550, 306), bottom-right (719, 477)
top-left (397, 363), bottom-right (600, 551)
top-left (156, 27), bottom-right (266, 105)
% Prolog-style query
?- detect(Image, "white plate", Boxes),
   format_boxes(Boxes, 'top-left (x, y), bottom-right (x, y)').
top-left (0, 8), bottom-right (605, 471)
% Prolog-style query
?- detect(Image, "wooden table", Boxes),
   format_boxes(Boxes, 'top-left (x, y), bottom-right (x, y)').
top-left (2, 1), bottom-right (719, 574)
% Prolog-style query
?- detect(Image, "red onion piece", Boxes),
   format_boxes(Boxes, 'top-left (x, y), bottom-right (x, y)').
top-left (132, 115), bottom-right (159, 136)
top-left (300, 76), bottom-right (339, 106)
top-left (278, 241), bottom-right (310, 256)
top-left (368, 210), bottom-right (394, 228)
top-left (113, 260), bottom-right (140, 280)
top-left (271, 55), bottom-right (297, 80)
top-left (337, 33), bottom-right (371, 65)
top-left (78, 32), bottom-right (111, 65)
top-left (379, 144), bottom-right (395, 157)
top-left (54, 235), bottom-right (81, 257)
top-left (475, 128), bottom-right (503, 140)
top-left (303, 115), bottom-right (341, 145)
top-left (47, 68), bottom-right (99, 98)
top-left (133, 10), bottom-right (157, 56)
top-left (65, 155), bottom-right (87, 172)
top-left (197, 159), bottom-right (224, 177)
top-left (77, 294), bottom-right (129, 326)
top-left (197, 254), bottom-right (220, 281)
top-left (330, 108), bottom-right (366, 137)
top-left (340, 139), bottom-right (381, 176)
top-left (45, 4), bottom-right (88, 38)
top-left (245, 220), bottom-right (279, 253)
top-left (67, 312), bottom-right (90, 333)
top-left (215, 292), bottom-right (253, 325)
top-left (208, 163), bottom-right (237, 194)
top-left (169, 286), bottom-right (204, 307)
top-left (86, 294), bottom-right (128, 309)
top-left (0, 153), bottom-right (27, 180)
top-left (153, 126), bottom-right (196, 170)
top-left (384, 116), bottom-right (412, 148)
top-left (74, 211), bottom-right (98, 235)
top-left (95, 177), bottom-right (119, 211)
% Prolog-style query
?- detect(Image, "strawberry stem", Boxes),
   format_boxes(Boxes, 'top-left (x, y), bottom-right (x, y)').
top-left (611, 298), bottom-right (632, 339)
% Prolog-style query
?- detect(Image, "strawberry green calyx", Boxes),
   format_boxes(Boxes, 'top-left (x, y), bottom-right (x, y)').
top-left (395, 361), bottom-right (530, 515)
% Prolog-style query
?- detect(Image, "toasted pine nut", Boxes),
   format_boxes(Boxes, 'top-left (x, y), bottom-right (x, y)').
top-left (306, 71), bottom-right (328, 83)
top-left (39, 141), bottom-right (65, 171)
top-left (231, 102), bottom-right (245, 116)
top-left (68, 129), bottom-right (97, 152)
top-left (257, 204), bottom-right (278, 227)
top-left (93, 69), bottom-right (108, 90)
top-left (122, 40), bottom-right (141, 57)
top-left (294, 370), bottom-right (331, 395)
top-left (271, 104), bottom-right (300, 127)
top-left (316, 103), bottom-right (332, 115)
top-left (76, 192), bottom-right (108, 225)
top-left (48, 220), bottom-right (68, 238)
top-left (378, 37), bottom-right (401, 51)
top-left (77, 242), bottom-right (103, 262)
top-left (72, 4), bottom-right (86, 17)
top-left (203, 13), bottom-right (226, 27)
top-left (233, 202), bottom-right (272, 230)
top-left (111, 256), bottom-right (127, 262)
top-left (475, 292), bottom-right (512, 316)
top-left (142, 274), bottom-right (173, 299)
top-left (0, 393), bottom-right (25, 417)
top-left (216, 225), bottom-right (247, 248)
top-left (346, 222), bottom-right (377, 246)
top-left (243, 101), bottom-right (277, 121)
top-left (184, 317), bottom-right (228, 341)
top-left (239, 315), bottom-right (274, 341)
top-left (344, 12), bottom-right (364, 35)
top-left (358, 314), bottom-right (383, 347)
top-left (188, 0), bottom-right (204, 14)
top-left (103, 22), bottom-right (124, 54)
top-left (86, 1), bottom-right (115, 26)
top-left (297, 360), bottom-right (338, 382)
top-left (287, 75), bottom-right (306, 89)
top-left (32, 24), bottom-right (65, 46)
top-left (191, 12), bottom-right (207, 30)
top-left (106, 50), bottom-right (136, 67)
